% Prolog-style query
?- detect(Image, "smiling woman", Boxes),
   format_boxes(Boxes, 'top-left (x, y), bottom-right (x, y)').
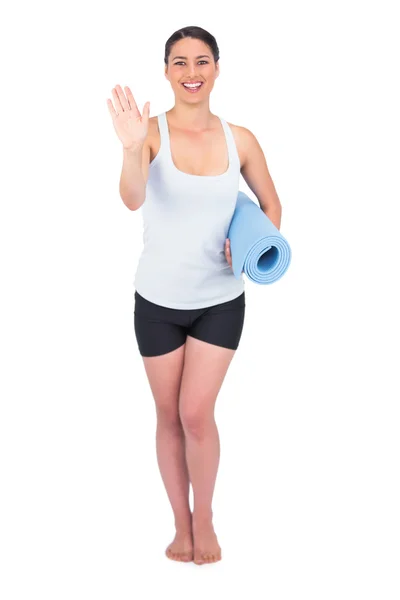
top-left (162, 26), bottom-right (221, 105)
top-left (107, 24), bottom-right (281, 569)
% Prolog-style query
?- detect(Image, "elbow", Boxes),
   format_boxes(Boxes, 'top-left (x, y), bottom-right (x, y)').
top-left (120, 192), bottom-right (145, 211)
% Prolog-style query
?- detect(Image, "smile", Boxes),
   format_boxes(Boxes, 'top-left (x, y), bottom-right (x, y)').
top-left (181, 82), bottom-right (203, 93)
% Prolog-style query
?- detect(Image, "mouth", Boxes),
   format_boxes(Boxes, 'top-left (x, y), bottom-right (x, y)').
top-left (181, 82), bottom-right (204, 93)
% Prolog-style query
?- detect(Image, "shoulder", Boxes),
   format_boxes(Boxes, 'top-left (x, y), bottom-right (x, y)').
top-left (224, 121), bottom-right (260, 169)
top-left (226, 121), bottom-right (259, 147)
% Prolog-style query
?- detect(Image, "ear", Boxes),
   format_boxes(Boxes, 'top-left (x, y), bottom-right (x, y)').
top-left (215, 61), bottom-right (220, 79)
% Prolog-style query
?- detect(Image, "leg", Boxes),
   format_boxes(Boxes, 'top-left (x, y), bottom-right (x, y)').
top-left (179, 335), bottom-right (237, 565)
top-left (142, 345), bottom-right (194, 561)
top-left (134, 294), bottom-right (193, 561)
top-left (179, 293), bottom-right (245, 565)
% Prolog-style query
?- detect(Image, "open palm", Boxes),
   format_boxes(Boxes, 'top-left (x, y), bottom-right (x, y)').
top-left (107, 84), bottom-right (150, 150)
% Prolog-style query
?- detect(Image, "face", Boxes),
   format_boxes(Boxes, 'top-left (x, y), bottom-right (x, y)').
top-left (165, 37), bottom-right (219, 101)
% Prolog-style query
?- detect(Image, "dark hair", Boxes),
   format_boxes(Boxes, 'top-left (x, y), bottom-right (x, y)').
top-left (164, 26), bottom-right (220, 66)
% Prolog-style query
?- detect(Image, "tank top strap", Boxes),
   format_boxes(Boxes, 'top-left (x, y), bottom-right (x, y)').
top-left (156, 112), bottom-right (169, 152)
top-left (219, 117), bottom-right (241, 169)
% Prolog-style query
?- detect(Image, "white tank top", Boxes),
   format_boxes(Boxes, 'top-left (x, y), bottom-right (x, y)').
top-left (133, 111), bottom-right (245, 309)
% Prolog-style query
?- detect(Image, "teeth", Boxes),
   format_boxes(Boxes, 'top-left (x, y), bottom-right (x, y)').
top-left (183, 82), bottom-right (202, 88)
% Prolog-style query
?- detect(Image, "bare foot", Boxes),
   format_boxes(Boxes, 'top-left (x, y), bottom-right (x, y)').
top-left (192, 518), bottom-right (222, 565)
top-left (165, 529), bottom-right (194, 562)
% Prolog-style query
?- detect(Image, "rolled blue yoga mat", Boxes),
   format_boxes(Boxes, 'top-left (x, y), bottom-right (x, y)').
top-left (228, 191), bottom-right (292, 284)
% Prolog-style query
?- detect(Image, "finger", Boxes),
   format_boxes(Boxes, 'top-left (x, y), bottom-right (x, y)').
top-left (142, 101), bottom-right (150, 125)
top-left (113, 84), bottom-right (129, 112)
top-left (111, 87), bottom-right (124, 113)
top-left (116, 83), bottom-right (130, 110)
top-left (106, 98), bottom-right (118, 119)
top-left (125, 86), bottom-right (140, 116)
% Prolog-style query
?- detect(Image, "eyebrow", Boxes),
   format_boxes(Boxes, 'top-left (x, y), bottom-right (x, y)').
top-left (172, 55), bottom-right (210, 61)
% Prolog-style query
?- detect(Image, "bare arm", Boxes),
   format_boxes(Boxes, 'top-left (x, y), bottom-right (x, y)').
top-left (119, 142), bottom-right (150, 210)
top-left (239, 127), bottom-right (282, 229)
top-left (106, 84), bottom-right (151, 211)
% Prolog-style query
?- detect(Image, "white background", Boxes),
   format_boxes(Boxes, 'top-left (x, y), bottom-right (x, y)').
top-left (1, 1), bottom-right (399, 598)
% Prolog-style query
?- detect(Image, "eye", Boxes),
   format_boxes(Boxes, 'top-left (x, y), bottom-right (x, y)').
top-left (174, 61), bottom-right (209, 66)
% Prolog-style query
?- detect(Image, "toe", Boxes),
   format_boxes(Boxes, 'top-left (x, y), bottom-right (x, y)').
top-left (166, 548), bottom-right (193, 562)
top-left (182, 553), bottom-right (193, 562)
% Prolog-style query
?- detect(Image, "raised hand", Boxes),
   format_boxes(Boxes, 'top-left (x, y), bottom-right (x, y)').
top-left (107, 84), bottom-right (150, 150)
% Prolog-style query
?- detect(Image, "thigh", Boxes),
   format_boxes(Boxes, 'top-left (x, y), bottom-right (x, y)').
top-left (179, 335), bottom-right (236, 426)
top-left (141, 342), bottom-right (186, 423)
top-left (134, 292), bottom-right (187, 422)
top-left (188, 292), bottom-right (246, 351)
top-left (134, 292), bottom-right (187, 357)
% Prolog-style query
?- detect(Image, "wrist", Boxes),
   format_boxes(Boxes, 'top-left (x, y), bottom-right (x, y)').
top-left (123, 143), bottom-right (143, 154)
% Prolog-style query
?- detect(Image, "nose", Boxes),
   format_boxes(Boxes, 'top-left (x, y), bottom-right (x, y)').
top-left (186, 62), bottom-right (197, 77)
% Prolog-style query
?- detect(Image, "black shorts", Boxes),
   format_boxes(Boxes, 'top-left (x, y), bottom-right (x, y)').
top-left (134, 291), bottom-right (246, 357)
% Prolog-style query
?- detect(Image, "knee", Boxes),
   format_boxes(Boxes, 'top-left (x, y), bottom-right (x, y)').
top-left (179, 404), bottom-right (213, 439)
top-left (155, 400), bottom-right (182, 432)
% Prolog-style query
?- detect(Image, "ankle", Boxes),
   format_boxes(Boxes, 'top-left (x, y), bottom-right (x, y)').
top-left (192, 509), bottom-right (213, 526)
top-left (174, 512), bottom-right (192, 533)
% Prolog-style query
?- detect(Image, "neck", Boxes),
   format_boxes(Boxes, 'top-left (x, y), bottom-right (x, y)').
top-left (167, 99), bottom-right (214, 132)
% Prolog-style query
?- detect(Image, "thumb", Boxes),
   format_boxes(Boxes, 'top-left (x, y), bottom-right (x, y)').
top-left (143, 101), bottom-right (150, 122)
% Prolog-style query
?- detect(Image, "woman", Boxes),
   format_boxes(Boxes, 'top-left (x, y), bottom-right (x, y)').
top-left (107, 26), bottom-right (282, 566)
